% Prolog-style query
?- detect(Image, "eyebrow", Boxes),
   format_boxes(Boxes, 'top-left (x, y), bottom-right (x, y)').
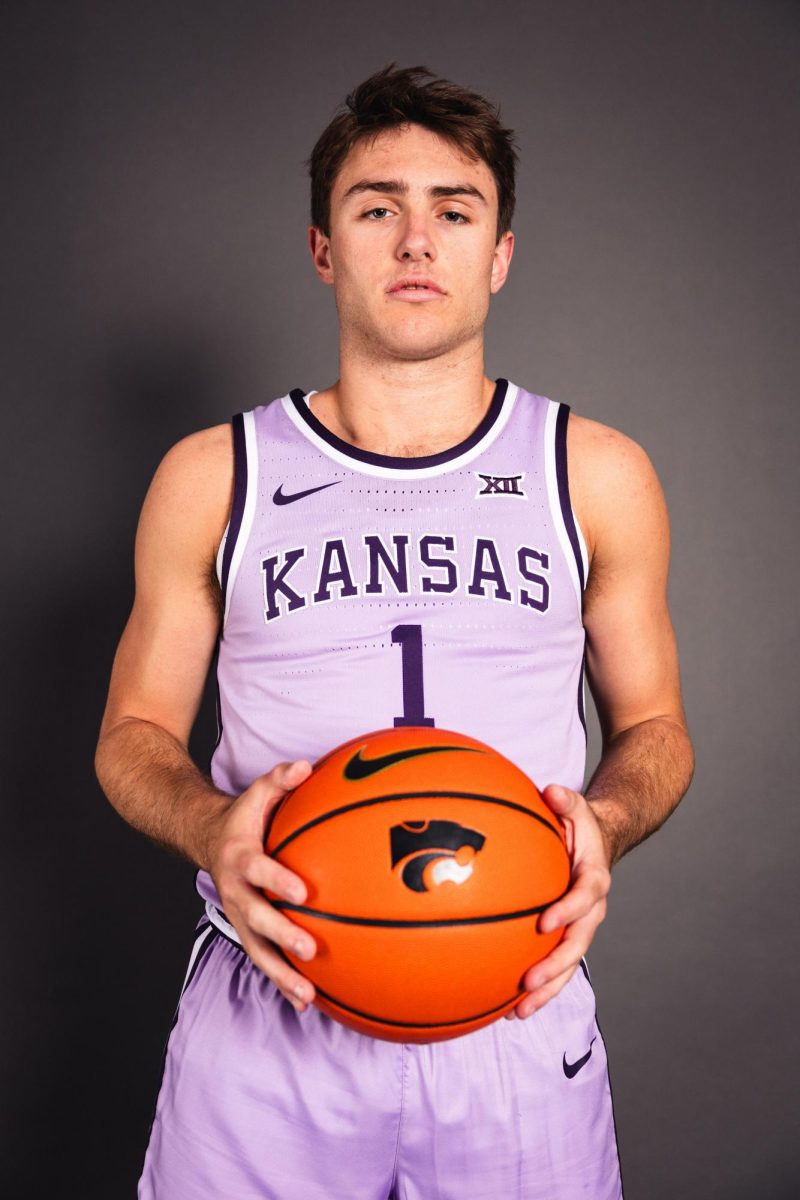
top-left (342, 179), bottom-right (488, 204)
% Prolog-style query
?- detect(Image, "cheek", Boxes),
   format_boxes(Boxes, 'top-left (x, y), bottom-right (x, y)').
top-left (333, 268), bottom-right (384, 322)
top-left (334, 241), bottom-right (382, 286)
top-left (456, 243), bottom-right (497, 286)
top-left (330, 253), bottom-right (368, 298)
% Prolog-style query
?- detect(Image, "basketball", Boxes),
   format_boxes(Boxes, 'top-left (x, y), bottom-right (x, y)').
top-left (264, 726), bottom-right (571, 1043)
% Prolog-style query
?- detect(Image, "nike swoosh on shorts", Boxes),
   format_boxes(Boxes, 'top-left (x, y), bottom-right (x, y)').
top-left (563, 1037), bottom-right (597, 1079)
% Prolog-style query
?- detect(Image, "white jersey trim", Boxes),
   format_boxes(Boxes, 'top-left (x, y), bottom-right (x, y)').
top-left (280, 382), bottom-right (521, 480)
top-left (576, 519), bottom-right (589, 585)
top-left (222, 409), bottom-right (259, 627)
top-left (215, 524), bottom-right (229, 587)
top-left (205, 901), bottom-right (243, 946)
top-left (543, 400), bottom-right (588, 613)
top-left (179, 922), bottom-right (217, 998)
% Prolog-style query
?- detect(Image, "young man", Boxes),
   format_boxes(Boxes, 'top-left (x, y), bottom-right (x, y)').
top-left (96, 65), bottom-right (694, 1199)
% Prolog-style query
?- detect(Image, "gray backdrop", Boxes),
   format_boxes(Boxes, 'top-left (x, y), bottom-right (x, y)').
top-left (3, 1), bottom-right (798, 1196)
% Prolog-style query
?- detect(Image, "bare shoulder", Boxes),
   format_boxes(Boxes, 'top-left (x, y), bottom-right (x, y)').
top-left (149, 422), bottom-right (233, 500)
top-left (138, 422), bottom-right (234, 576)
top-left (566, 413), bottom-right (668, 564)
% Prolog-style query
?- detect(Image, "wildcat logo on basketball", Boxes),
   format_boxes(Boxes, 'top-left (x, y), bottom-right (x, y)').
top-left (390, 819), bottom-right (486, 893)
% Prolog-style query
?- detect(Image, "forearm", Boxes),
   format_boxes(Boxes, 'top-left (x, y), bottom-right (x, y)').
top-left (586, 716), bottom-right (695, 868)
top-left (95, 717), bottom-right (234, 870)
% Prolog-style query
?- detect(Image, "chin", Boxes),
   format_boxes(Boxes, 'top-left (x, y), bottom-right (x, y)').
top-left (373, 317), bottom-right (477, 362)
top-left (381, 335), bottom-right (463, 362)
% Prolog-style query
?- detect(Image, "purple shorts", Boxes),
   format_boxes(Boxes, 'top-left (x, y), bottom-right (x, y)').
top-left (139, 913), bottom-right (622, 1199)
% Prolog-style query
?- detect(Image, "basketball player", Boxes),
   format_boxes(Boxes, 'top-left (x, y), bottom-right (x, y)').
top-left (95, 65), bottom-right (694, 1199)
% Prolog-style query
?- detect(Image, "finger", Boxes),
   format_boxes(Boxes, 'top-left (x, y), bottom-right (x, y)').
top-left (239, 893), bottom-right (317, 963)
top-left (242, 850), bottom-right (309, 905)
top-left (517, 962), bottom-right (578, 1017)
top-left (241, 929), bottom-right (317, 1011)
top-left (524, 913), bottom-right (600, 993)
top-left (539, 869), bottom-right (609, 934)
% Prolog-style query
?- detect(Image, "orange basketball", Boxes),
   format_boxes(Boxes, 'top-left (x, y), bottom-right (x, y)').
top-left (264, 726), bottom-right (570, 1043)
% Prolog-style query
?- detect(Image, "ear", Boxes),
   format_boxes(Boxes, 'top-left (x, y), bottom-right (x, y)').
top-left (309, 226), bottom-right (335, 285)
top-left (490, 230), bottom-right (515, 294)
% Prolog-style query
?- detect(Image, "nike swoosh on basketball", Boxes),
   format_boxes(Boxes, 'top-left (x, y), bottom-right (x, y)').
top-left (273, 481), bottom-right (341, 505)
top-left (563, 1037), bottom-right (597, 1079)
top-left (343, 745), bottom-right (475, 781)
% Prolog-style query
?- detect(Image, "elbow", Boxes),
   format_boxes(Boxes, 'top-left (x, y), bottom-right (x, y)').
top-left (94, 715), bottom-right (131, 801)
top-left (682, 728), bottom-right (696, 796)
top-left (94, 729), bottom-right (114, 800)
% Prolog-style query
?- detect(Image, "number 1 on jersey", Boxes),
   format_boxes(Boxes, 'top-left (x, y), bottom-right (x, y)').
top-left (391, 624), bottom-right (435, 727)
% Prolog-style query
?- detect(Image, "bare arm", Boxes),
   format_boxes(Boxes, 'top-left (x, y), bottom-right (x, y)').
top-left (95, 425), bottom-right (234, 866)
top-left (511, 416), bottom-right (694, 1018)
top-left (585, 720), bottom-right (693, 868)
top-left (95, 425), bottom-right (319, 1012)
top-left (578, 417), bottom-right (695, 864)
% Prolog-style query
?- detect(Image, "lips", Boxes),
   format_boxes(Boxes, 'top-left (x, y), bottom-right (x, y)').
top-left (388, 278), bottom-right (446, 299)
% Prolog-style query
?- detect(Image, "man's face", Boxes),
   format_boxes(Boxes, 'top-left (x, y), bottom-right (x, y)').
top-left (309, 123), bottom-right (514, 363)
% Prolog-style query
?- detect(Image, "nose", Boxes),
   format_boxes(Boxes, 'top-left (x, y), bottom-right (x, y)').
top-left (395, 211), bottom-right (436, 262)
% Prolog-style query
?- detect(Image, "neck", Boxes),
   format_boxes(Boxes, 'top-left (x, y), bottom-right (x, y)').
top-left (310, 341), bottom-right (495, 458)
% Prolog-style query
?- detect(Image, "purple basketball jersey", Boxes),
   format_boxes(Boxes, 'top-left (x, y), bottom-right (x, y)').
top-left (197, 378), bottom-right (588, 911)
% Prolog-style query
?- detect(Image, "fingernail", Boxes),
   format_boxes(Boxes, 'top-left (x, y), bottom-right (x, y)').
top-left (293, 984), bottom-right (307, 1001)
top-left (292, 939), bottom-right (312, 960)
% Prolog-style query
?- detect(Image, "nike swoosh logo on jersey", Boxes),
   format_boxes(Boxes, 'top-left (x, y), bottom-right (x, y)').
top-left (273, 481), bottom-right (342, 505)
top-left (563, 1037), bottom-right (597, 1079)
top-left (343, 745), bottom-right (475, 781)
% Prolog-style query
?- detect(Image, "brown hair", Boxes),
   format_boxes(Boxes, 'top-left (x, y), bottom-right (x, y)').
top-left (308, 64), bottom-right (518, 243)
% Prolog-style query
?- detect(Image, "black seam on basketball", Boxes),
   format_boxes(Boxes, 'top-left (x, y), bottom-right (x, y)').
top-left (269, 790), bottom-right (562, 856)
top-left (312, 982), bottom-right (527, 1029)
top-left (271, 940), bottom-right (528, 1029)
top-left (273, 882), bottom-right (570, 926)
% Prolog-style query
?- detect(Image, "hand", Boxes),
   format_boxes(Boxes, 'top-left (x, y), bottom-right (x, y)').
top-left (206, 759), bottom-right (318, 1013)
top-left (505, 784), bottom-right (611, 1020)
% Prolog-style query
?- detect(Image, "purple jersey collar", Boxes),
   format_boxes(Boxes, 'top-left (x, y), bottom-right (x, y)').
top-left (287, 379), bottom-right (510, 471)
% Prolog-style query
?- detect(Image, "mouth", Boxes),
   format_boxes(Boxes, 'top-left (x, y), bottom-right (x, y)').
top-left (387, 279), bottom-right (446, 302)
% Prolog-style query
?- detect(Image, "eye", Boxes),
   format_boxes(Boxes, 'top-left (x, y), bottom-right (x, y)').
top-left (362, 207), bottom-right (393, 219)
top-left (441, 210), bottom-right (469, 224)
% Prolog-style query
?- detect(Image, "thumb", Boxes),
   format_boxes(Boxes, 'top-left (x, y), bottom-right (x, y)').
top-left (541, 783), bottom-right (581, 816)
top-left (273, 758), bottom-right (313, 790)
top-left (256, 760), bottom-right (313, 842)
top-left (260, 759), bottom-right (313, 807)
